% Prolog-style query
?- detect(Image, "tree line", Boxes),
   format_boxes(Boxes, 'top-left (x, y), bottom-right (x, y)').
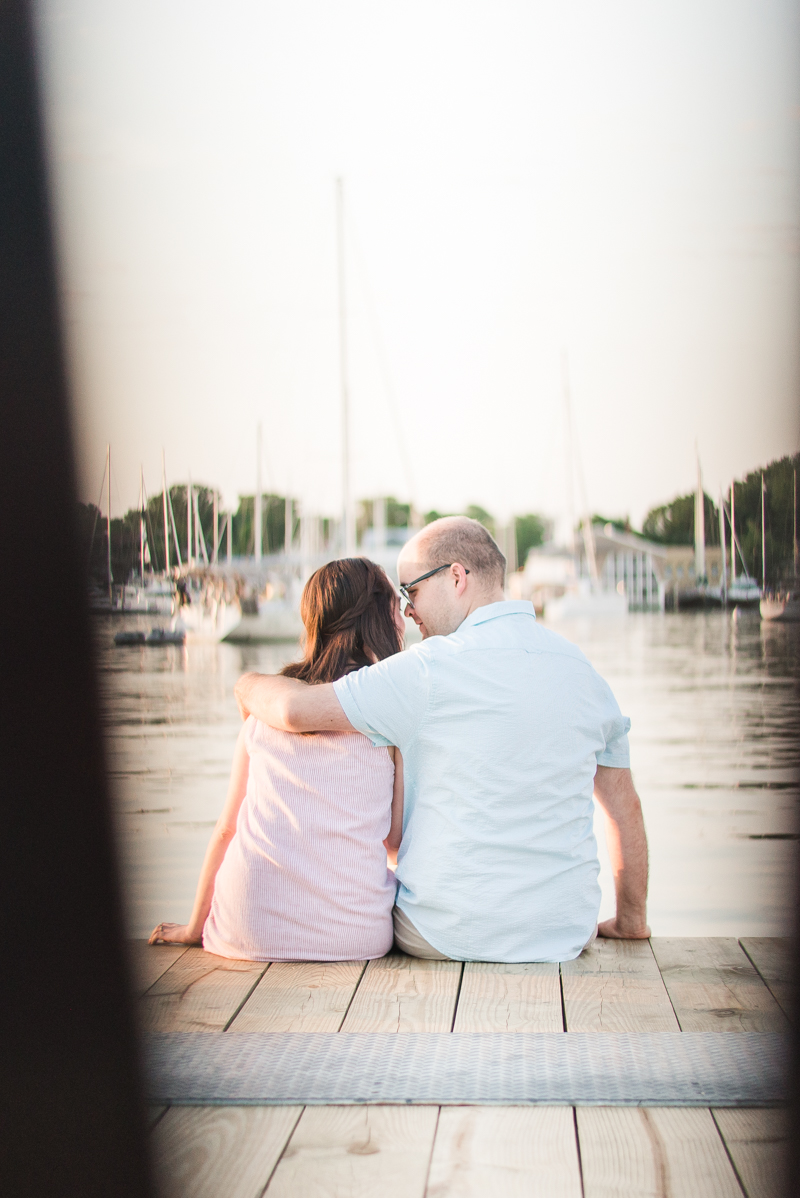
top-left (79, 486), bottom-right (552, 586)
top-left (79, 488), bottom-right (323, 585)
top-left (642, 454), bottom-right (799, 584)
top-left (80, 456), bottom-right (796, 588)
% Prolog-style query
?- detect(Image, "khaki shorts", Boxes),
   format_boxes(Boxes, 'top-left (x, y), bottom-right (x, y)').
top-left (392, 904), bottom-right (451, 959)
top-left (392, 904), bottom-right (598, 961)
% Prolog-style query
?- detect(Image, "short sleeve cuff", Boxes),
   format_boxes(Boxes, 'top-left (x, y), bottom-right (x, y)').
top-left (333, 676), bottom-right (393, 748)
top-left (596, 716), bottom-right (631, 768)
top-left (596, 747), bottom-right (631, 768)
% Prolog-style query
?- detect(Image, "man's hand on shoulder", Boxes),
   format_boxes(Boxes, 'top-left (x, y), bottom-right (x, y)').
top-left (597, 917), bottom-right (651, 940)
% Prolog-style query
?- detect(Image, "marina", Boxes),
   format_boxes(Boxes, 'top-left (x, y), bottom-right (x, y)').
top-left (6, 3), bottom-right (799, 1191)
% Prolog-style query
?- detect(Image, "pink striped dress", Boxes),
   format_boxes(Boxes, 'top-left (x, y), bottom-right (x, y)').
top-left (202, 716), bottom-right (396, 961)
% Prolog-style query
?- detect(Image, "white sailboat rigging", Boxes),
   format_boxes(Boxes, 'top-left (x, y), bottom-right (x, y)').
top-left (723, 478), bottom-right (760, 606)
top-left (544, 353), bottom-right (626, 621)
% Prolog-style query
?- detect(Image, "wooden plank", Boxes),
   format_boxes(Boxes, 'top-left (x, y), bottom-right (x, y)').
top-left (340, 953), bottom-right (462, 1033)
top-left (578, 1107), bottom-right (743, 1197)
top-left (147, 1106), bottom-right (167, 1129)
top-left (426, 1107), bottom-right (582, 1197)
top-left (228, 961), bottom-right (366, 1032)
top-left (127, 940), bottom-right (188, 996)
top-left (712, 1109), bottom-right (789, 1198)
top-left (650, 937), bottom-right (789, 1032)
top-left (139, 947), bottom-right (267, 1032)
top-left (560, 939), bottom-right (679, 1032)
top-left (453, 963), bottom-right (563, 1032)
top-left (265, 1105), bottom-right (438, 1198)
top-left (154, 1106), bottom-right (301, 1198)
top-left (739, 937), bottom-right (794, 1019)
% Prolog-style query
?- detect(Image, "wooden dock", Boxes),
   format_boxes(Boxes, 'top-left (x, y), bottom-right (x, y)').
top-left (131, 937), bottom-right (792, 1197)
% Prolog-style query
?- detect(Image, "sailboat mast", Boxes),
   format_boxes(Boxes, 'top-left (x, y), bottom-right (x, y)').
top-left (730, 480), bottom-right (736, 582)
top-left (794, 467), bottom-right (798, 577)
top-left (337, 178), bottom-right (355, 555)
top-left (694, 450), bottom-right (705, 586)
top-left (761, 473), bottom-right (766, 592)
top-left (285, 496), bottom-right (293, 556)
top-left (213, 490), bottom-right (218, 565)
top-left (187, 473), bottom-right (193, 568)
top-left (106, 444), bottom-right (112, 604)
top-left (255, 424), bottom-right (262, 563)
top-left (560, 352), bottom-right (577, 558)
top-left (167, 484), bottom-right (183, 570)
top-left (139, 466), bottom-right (145, 582)
top-left (562, 353), bottom-right (597, 580)
top-left (718, 489), bottom-right (727, 604)
top-left (162, 450), bottom-right (170, 575)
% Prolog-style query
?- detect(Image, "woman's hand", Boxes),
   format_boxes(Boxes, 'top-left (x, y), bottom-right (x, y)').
top-left (148, 922), bottom-right (202, 946)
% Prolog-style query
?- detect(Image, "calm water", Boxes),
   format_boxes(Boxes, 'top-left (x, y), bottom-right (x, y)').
top-left (97, 610), bottom-right (799, 940)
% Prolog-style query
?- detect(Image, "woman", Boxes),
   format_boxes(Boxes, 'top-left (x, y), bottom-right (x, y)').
top-left (149, 558), bottom-right (405, 961)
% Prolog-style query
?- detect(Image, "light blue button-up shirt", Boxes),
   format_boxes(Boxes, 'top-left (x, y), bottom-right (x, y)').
top-left (333, 600), bottom-right (630, 962)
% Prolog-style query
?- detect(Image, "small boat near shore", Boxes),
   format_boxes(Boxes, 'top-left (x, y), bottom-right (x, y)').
top-left (114, 628), bottom-right (186, 646)
top-left (174, 577), bottom-right (242, 642)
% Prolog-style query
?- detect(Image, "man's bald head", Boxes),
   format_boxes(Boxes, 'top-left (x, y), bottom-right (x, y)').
top-left (404, 516), bottom-right (507, 591)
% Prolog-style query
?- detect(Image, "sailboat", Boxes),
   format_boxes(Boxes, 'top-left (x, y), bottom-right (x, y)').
top-left (169, 474), bottom-right (242, 641)
top-left (724, 476), bottom-right (760, 607)
top-left (96, 451), bottom-right (242, 640)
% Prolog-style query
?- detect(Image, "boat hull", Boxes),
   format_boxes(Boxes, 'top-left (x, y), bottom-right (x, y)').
top-left (225, 601), bottom-right (304, 643)
top-left (175, 601), bottom-right (242, 642)
top-left (544, 590), bottom-right (628, 621)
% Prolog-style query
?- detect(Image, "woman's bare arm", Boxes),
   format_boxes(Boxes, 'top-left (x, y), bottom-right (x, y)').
top-left (384, 749), bottom-right (404, 870)
top-left (149, 725), bottom-right (251, 945)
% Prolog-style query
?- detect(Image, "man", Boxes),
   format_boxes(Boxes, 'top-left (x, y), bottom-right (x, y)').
top-left (235, 517), bottom-right (650, 962)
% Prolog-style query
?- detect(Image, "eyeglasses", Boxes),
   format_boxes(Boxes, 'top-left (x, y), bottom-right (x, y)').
top-left (398, 564), bottom-right (469, 611)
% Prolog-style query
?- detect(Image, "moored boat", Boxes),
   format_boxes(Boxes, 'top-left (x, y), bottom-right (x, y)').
top-left (173, 573), bottom-right (242, 641)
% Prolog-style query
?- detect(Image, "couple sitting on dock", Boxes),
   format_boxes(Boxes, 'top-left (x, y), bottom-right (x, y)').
top-left (151, 517), bottom-right (650, 963)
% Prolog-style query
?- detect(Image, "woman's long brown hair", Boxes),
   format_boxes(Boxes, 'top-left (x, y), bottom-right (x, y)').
top-left (280, 558), bottom-right (403, 685)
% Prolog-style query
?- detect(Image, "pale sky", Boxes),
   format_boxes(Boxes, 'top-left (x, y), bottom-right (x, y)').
top-left (35, 0), bottom-right (800, 531)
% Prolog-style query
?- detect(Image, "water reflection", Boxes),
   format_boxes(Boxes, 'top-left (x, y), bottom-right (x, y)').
top-left (97, 610), bottom-right (798, 938)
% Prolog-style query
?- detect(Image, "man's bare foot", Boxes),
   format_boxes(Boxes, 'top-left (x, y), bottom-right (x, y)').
top-left (597, 917), bottom-right (651, 939)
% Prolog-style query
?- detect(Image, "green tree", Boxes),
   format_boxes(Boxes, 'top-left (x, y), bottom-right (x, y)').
top-left (464, 504), bottom-right (495, 534)
top-left (423, 505), bottom-right (497, 533)
top-left (592, 514), bottom-right (630, 534)
top-left (729, 454), bottom-right (799, 584)
top-left (642, 493), bottom-right (720, 546)
top-left (232, 494), bottom-right (287, 557)
top-left (515, 514), bottom-right (546, 565)
top-left (387, 497), bottom-right (411, 527)
top-left (641, 454), bottom-right (799, 584)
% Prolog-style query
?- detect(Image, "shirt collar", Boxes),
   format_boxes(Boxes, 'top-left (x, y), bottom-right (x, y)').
top-left (458, 600), bottom-right (537, 631)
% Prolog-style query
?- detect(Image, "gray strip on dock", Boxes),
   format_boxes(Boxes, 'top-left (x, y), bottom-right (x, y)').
top-left (144, 1031), bottom-right (788, 1107)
